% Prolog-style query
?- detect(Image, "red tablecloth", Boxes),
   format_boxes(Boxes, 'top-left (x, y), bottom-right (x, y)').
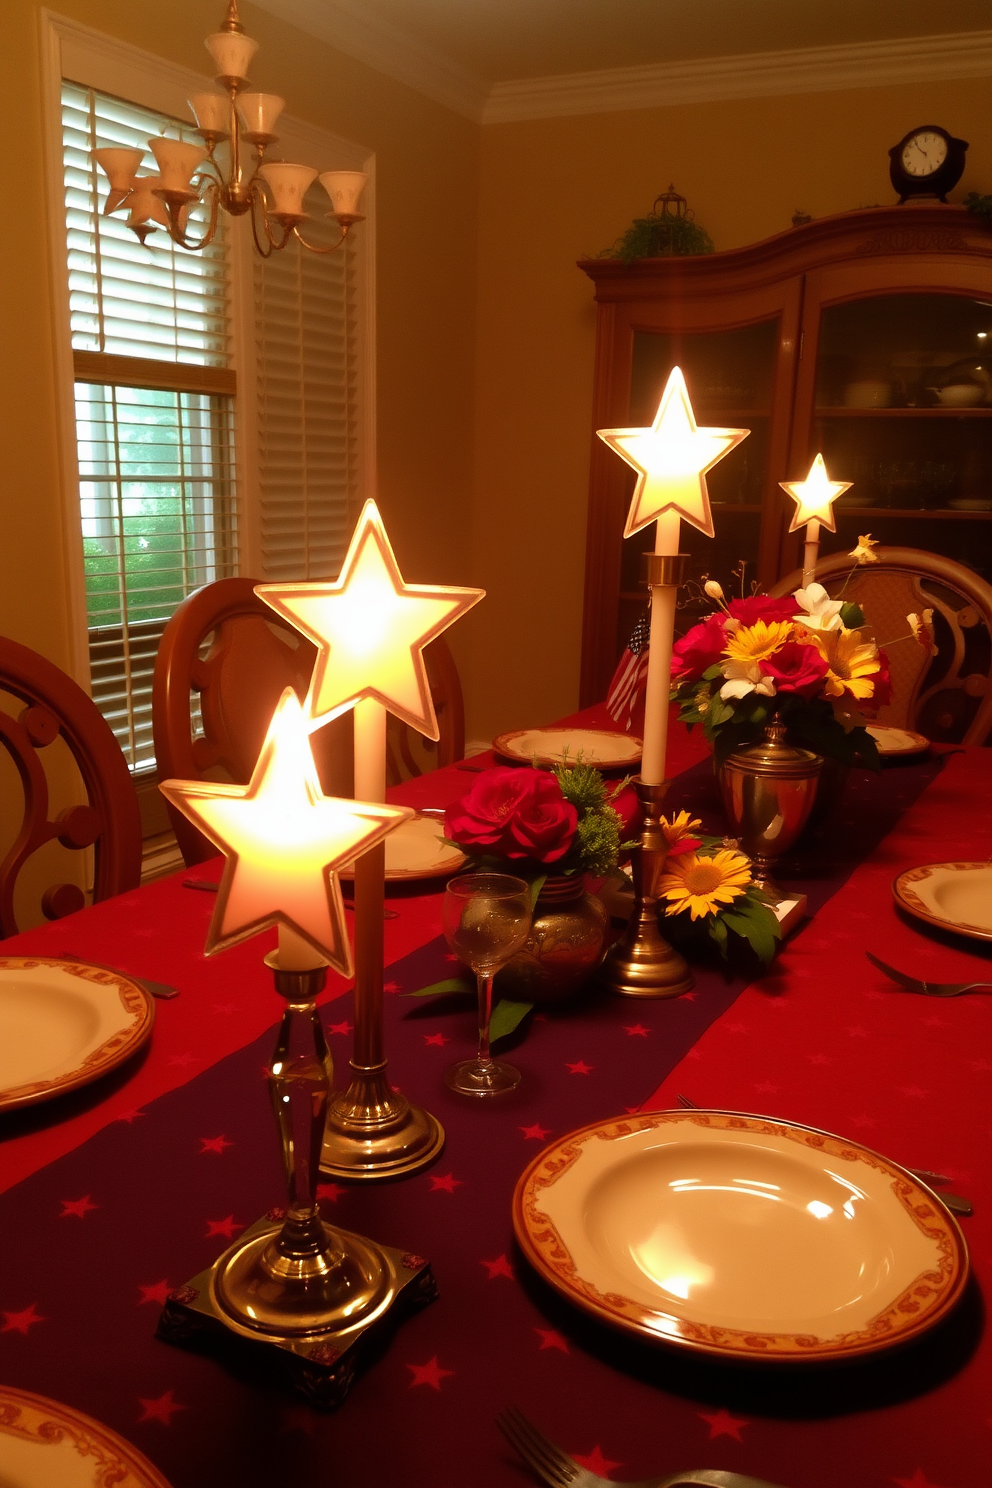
top-left (1, 715), bottom-right (989, 1488)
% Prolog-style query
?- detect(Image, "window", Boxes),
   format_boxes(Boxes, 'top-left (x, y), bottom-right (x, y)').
top-left (61, 81), bottom-right (237, 772)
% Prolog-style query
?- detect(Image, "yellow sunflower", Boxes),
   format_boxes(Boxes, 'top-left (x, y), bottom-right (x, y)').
top-left (809, 627), bottom-right (880, 700)
top-left (657, 848), bottom-right (752, 920)
top-left (723, 619), bottom-right (793, 664)
top-left (660, 809), bottom-right (703, 848)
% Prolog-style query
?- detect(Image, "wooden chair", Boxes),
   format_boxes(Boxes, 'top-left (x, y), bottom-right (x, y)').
top-left (152, 577), bottom-right (466, 865)
top-left (770, 547), bottom-right (992, 744)
top-left (0, 637), bottom-right (142, 936)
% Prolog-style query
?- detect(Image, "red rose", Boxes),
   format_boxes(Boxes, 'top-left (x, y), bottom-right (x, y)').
top-left (671, 614), bottom-right (728, 681)
top-left (759, 640), bottom-right (828, 696)
top-left (868, 648), bottom-right (893, 709)
top-left (727, 594), bottom-right (801, 625)
top-left (445, 767), bottom-right (578, 865)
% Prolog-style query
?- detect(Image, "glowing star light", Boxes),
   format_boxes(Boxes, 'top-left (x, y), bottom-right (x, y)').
top-left (598, 367), bottom-right (749, 540)
top-left (257, 501), bottom-right (484, 738)
top-left (780, 453), bottom-right (851, 534)
top-left (160, 689), bottom-right (412, 974)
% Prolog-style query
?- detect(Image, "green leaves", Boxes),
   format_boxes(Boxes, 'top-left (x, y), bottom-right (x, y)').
top-left (489, 998), bottom-right (534, 1043)
top-left (717, 891), bottom-right (782, 964)
top-left (403, 977), bottom-right (472, 998)
top-left (839, 601), bottom-right (866, 628)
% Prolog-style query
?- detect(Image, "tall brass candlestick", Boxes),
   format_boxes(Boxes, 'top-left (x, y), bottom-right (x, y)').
top-left (321, 698), bottom-right (444, 1180)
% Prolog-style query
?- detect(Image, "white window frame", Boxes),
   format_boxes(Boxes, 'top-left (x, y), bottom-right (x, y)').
top-left (38, 7), bottom-right (376, 688)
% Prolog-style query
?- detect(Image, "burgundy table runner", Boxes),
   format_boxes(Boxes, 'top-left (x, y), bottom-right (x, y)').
top-left (0, 750), bottom-right (969, 1488)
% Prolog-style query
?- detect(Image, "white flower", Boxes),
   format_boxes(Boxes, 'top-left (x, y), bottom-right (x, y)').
top-left (704, 580), bottom-right (725, 602)
top-left (719, 658), bottom-right (777, 701)
top-left (793, 582), bottom-right (844, 632)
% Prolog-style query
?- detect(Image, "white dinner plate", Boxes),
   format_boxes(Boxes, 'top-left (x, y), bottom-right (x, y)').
top-left (867, 725), bottom-right (930, 757)
top-left (893, 861), bottom-right (992, 943)
top-left (338, 812), bottom-right (466, 882)
top-left (0, 957), bottom-right (155, 1113)
top-left (0, 1387), bottom-right (172, 1487)
top-left (513, 1110), bottom-right (968, 1362)
top-left (493, 727), bottom-right (641, 771)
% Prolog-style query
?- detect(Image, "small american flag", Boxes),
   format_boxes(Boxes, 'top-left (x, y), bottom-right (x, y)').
top-left (606, 606), bottom-right (651, 734)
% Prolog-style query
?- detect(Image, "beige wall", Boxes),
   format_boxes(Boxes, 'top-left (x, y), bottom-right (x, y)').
top-left (0, 0), bottom-right (479, 680)
top-left (466, 78), bottom-right (992, 743)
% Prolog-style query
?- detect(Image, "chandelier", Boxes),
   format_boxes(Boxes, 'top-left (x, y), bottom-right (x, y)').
top-left (92, 0), bottom-right (366, 256)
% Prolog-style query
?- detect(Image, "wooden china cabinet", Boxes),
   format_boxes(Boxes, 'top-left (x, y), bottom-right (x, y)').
top-left (578, 204), bottom-right (992, 705)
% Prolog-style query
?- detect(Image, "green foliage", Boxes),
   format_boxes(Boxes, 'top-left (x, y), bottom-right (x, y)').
top-left (839, 601), bottom-right (866, 628)
top-left (401, 976), bottom-right (533, 1048)
top-left (554, 761), bottom-right (608, 810)
top-left (489, 998), bottom-right (534, 1043)
top-left (604, 214), bottom-right (714, 264)
top-left (964, 192), bottom-right (992, 226)
top-left (664, 878), bottom-right (781, 966)
top-left (671, 678), bottom-right (882, 772)
top-left (402, 977), bottom-right (472, 998)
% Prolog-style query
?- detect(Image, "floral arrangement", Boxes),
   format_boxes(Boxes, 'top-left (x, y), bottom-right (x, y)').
top-left (443, 761), bottom-right (634, 889)
top-left (670, 542), bottom-right (901, 767)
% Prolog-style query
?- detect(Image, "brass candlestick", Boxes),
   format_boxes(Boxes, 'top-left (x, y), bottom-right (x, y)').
top-left (600, 778), bottom-right (694, 998)
top-left (158, 953), bottom-right (436, 1408)
top-left (320, 843), bottom-right (444, 1181)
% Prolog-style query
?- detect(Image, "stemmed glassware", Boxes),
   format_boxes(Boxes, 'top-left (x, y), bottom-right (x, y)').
top-left (441, 873), bottom-right (532, 1097)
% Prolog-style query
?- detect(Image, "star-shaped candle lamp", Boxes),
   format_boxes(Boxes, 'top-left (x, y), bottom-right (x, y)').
top-left (780, 453), bottom-right (852, 584)
top-left (256, 500), bottom-right (484, 741)
top-left (598, 366), bottom-right (749, 545)
top-left (160, 688), bottom-right (412, 975)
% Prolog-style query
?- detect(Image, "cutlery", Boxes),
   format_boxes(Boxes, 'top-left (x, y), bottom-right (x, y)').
top-left (675, 1096), bottom-right (973, 1217)
top-left (59, 952), bottom-right (179, 1001)
top-left (496, 1405), bottom-right (786, 1488)
top-left (182, 877), bottom-right (398, 918)
top-left (866, 950), bottom-right (992, 998)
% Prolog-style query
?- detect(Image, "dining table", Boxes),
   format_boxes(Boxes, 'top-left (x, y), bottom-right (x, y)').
top-left (1, 702), bottom-right (989, 1488)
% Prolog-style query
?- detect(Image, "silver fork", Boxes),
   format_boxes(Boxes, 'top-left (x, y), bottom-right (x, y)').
top-left (496, 1406), bottom-right (786, 1488)
top-left (675, 1096), bottom-right (973, 1217)
top-left (866, 951), bottom-right (992, 998)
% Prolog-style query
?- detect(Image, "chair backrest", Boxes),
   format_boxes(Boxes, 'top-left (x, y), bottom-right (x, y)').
top-left (0, 636), bottom-right (142, 936)
top-left (152, 577), bottom-right (466, 864)
top-left (385, 634), bottom-right (466, 782)
top-left (770, 547), bottom-right (992, 744)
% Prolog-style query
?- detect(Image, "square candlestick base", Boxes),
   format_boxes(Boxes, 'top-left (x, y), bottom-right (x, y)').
top-left (771, 892), bottom-right (808, 938)
top-left (157, 1214), bottom-right (437, 1411)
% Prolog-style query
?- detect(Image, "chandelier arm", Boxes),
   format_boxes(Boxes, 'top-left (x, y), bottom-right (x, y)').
top-left (165, 183), bottom-right (221, 252)
top-left (291, 222), bottom-right (351, 255)
top-left (247, 186), bottom-right (277, 257)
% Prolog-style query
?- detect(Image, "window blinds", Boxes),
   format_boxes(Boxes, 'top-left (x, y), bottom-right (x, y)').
top-left (254, 191), bottom-right (360, 580)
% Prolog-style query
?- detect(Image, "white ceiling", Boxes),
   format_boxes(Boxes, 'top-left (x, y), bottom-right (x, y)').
top-left (249, 0), bottom-right (992, 119)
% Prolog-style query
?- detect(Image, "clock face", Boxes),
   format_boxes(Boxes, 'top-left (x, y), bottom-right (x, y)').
top-left (901, 130), bottom-right (948, 177)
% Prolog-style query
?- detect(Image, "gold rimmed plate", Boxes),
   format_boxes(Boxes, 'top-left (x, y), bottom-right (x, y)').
top-left (513, 1109), bottom-right (968, 1363)
top-left (339, 812), bottom-right (466, 882)
top-left (493, 727), bottom-right (641, 771)
top-left (0, 956), bottom-right (155, 1113)
top-left (867, 725), bottom-right (930, 757)
top-left (0, 1386), bottom-right (172, 1487)
top-left (893, 861), bottom-right (992, 943)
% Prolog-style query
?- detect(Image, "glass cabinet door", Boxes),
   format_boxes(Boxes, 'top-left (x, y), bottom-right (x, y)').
top-left (808, 293), bottom-right (992, 581)
top-left (618, 319), bottom-right (779, 647)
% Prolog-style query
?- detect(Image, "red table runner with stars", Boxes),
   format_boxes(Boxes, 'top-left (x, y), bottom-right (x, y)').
top-left (3, 732), bottom-right (989, 1487)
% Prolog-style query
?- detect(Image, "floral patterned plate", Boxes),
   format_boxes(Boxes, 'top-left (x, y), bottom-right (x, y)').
top-left (0, 1386), bottom-right (172, 1487)
top-left (338, 812), bottom-right (466, 881)
top-left (0, 957), bottom-right (155, 1112)
top-left (513, 1109), bottom-right (968, 1362)
top-left (493, 727), bottom-right (641, 771)
top-left (893, 861), bottom-right (992, 942)
top-left (867, 725), bottom-right (930, 757)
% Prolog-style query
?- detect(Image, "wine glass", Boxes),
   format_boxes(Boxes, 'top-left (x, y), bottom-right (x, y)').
top-left (441, 873), bottom-right (532, 1097)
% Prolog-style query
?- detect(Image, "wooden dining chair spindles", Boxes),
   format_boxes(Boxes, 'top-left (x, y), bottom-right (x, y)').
top-left (0, 636), bottom-right (142, 937)
top-left (770, 546), bottom-right (992, 744)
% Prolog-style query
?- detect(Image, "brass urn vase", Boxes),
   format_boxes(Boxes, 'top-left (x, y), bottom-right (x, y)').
top-left (718, 722), bottom-right (822, 897)
top-left (497, 874), bottom-right (608, 1006)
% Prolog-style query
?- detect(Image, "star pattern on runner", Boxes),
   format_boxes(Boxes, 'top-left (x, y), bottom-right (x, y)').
top-left (138, 1280), bottom-right (172, 1307)
top-left (423, 1032), bottom-right (450, 1047)
top-left (257, 500), bottom-right (484, 736)
top-left (520, 1123), bottom-right (550, 1140)
top-left (205, 1214), bottom-right (243, 1239)
top-left (566, 1060), bottom-right (593, 1075)
top-left (429, 1172), bottom-right (463, 1193)
top-left (573, 1445), bottom-right (623, 1476)
top-left (199, 1134), bottom-right (233, 1155)
top-left (534, 1328), bottom-right (569, 1353)
top-left (481, 1254), bottom-right (514, 1280)
top-left (892, 1472), bottom-right (951, 1488)
top-left (328, 1019), bottom-right (353, 1036)
top-left (698, 1408), bottom-right (749, 1441)
top-left (317, 1182), bottom-right (345, 1203)
top-left (60, 1194), bottom-right (98, 1219)
top-left (169, 1052), bottom-right (198, 1069)
top-left (623, 1023), bottom-right (649, 1037)
top-left (115, 1107), bottom-right (146, 1124)
top-left (2, 1303), bottom-right (45, 1335)
top-left (753, 1080), bottom-right (780, 1094)
top-left (137, 1390), bottom-right (185, 1425)
top-left (406, 1356), bottom-right (454, 1390)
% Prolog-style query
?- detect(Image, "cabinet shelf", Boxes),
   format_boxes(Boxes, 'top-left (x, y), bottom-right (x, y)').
top-left (815, 406), bottom-right (992, 418)
top-left (836, 506), bottom-right (992, 520)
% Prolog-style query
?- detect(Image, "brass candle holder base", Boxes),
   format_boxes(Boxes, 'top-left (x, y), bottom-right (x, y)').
top-left (158, 1215), bottom-right (436, 1411)
top-left (320, 1067), bottom-right (445, 1182)
top-left (601, 778), bottom-right (694, 1000)
top-left (158, 955), bottom-right (437, 1409)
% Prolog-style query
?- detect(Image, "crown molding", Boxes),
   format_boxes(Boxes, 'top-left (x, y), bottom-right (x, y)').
top-left (249, 0), bottom-right (489, 120)
top-left (483, 29), bottom-right (992, 124)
